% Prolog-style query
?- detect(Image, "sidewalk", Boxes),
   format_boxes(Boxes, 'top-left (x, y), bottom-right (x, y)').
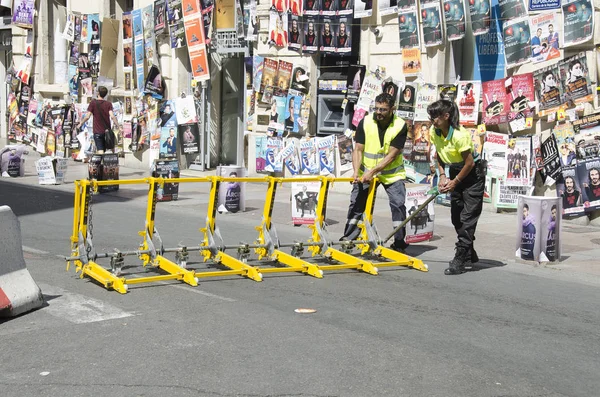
top-left (4, 152), bottom-right (600, 279)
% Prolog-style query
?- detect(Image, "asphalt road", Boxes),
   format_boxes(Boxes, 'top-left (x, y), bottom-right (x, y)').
top-left (1, 180), bottom-right (599, 397)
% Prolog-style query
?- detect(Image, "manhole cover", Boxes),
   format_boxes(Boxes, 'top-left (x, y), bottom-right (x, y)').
top-left (591, 239), bottom-right (600, 245)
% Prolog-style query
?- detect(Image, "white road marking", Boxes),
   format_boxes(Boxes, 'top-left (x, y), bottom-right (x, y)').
top-left (22, 246), bottom-right (50, 255)
top-left (39, 284), bottom-right (134, 324)
top-left (167, 284), bottom-right (237, 302)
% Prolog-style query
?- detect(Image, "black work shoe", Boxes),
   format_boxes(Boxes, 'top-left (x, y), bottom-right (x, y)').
top-left (390, 241), bottom-right (410, 253)
top-left (446, 246), bottom-right (468, 275)
top-left (444, 266), bottom-right (465, 275)
top-left (471, 248), bottom-right (479, 264)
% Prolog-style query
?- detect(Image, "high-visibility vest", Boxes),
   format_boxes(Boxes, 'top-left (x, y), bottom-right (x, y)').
top-left (360, 114), bottom-right (406, 184)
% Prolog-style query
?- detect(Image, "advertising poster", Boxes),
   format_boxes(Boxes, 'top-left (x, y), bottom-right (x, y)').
top-left (153, 159), bottom-right (180, 202)
top-left (179, 124), bottom-right (199, 154)
top-left (154, 0), bottom-right (167, 34)
top-left (189, 46), bottom-right (210, 82)
top-left (469, 126), bottom-right (485, 157)
top-left (338, 0), bottom-right (354, 14)
top-left (470, 0), bottom-right (491, 36)
top-left (482, 79), bottom-right (509, 125)
top-left (534, 63), bottom-right (563, 117)
top-left (484, 131), bottom-right (508, 179)
top-left (272, 0), bottom-right (289, 12)
top-left (167, 0), bottom-right (183, 23)
top-left (185, 17), bottom-right (206, 48)
top-left (346, 65), bottom-right (366, 103)
top-left (291, 66), bottom-right (309, 94)
top-left (337, 133), bottom-right (354, 172)
top-left (541, 133), bottom-right (561, 184)
top-left (516, 196), bottom-right (561, 262)
top-left (215, 0), bottom-right (235, 30)
top-left (320, 17), bottom-right (336, 54)
top-left (159, 124), bottom-right (178, 158)
top-left (299, 138), bottom-right (318, 174)
top-left (412, 121), bottom-right (432, 165)
top-left (379, 0), bottom-right (398, 16)
top-left (498, 0), bottom-right (527, 19)
top-left (398, 10), bottom-right (420, 51)
top-left (529, 0), bottom-right (559, 10)
top-left (502, 17), bottom-right (531, 69)
top-left (558, 53), bottom-right (593, 106)
top-left (302, 16), bottom-right (319, 54)
top-left (284, 89), bottom-right (302, 133)
top-left (170, 21), bottom-right (186, 48)
top-left (508, 73), bottom-right (534, 120)
top-left (174, 96), bottom-right (198, 125)
top-left (353, 0), bottom-right (372, 18)
top-left (269, 11), bottom-right (288, 47)
top-left (268, 94), bottom-right (286, 131)
top-left (577, 158), bottom-right (600, 211)
top-left (317, 135), bottom-right (336, 175)
top-left (276, 60), bottom-right (293, 91)
top-left (217, 166), bottom-right (245, 213)
top-left (255, 135), bottom-right (267, 172)
top-left (352, 71), bottom-right (383, 126)
top-left (260, 58), bottom-right (278, 95)
top-left (282, 140), bottom-right (301, 175)
top-left (456, 81), bottom-right (481, 125)
top-left (304, 0), bottom-right (320, 15)
top-left (289, 0), bottom-right (303, 14)
top-left (572, 113), bottom-right (600, 161)
top-left (12, 0), bottom-right (35, 29)
top-left (422, 4), bottom-right (443, 47)
top-left (288, 14), bottom-right (302, 52)
top-left (402, 48), bottom-right (421, 76)
top-left (265, 137), bottom-right (284, 172)
top-left (473, 0), bottom-right (505, 82)
top-left (182, 0), bottom-right (201, 17)
top-left (337, 17), bottom-right (352, 54)
top-left (439, 84), bottom-right (458, 101)
top-left (398, 0), bottom-right (416, 10)
top-left (552, 121), bottom-right (576, 167)
top-left (291, 181), bottom-right (320, 225)
top-left (557, 165), bottom-right (585, 216)
top-left (562, 0), bottom-right (594, 48)
top-left (494, 178), bottom-right (529, 209)
top-left (322, 0), bottom-right (337, 15)
top-left (530, 13), bottom-right (561, 64)
top-left (397, 84), bottom-right (416, 120)
top-left (414, 83), bottom-right (437, 121)
top-left (405, 184), bottom-right (435, 243)
top-left (443, 0), bottom-right (466, 41)
top-left (505, 137), bottom-right (531, 186)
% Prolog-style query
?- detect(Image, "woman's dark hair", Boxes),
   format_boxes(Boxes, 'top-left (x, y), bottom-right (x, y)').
top-left (427, 99), bottom-right (460, 129)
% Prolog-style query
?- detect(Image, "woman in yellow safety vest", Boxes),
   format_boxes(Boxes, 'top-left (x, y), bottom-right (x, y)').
top-left (427, 99), bottom-right (486, 275)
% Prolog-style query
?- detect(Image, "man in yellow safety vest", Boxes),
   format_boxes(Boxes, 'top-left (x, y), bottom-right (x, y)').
top-left (341, 93), bottom-right (410, 252)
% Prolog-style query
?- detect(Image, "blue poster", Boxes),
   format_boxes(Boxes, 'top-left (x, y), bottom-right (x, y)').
top-left (473, 0), bottom-right (505, 82)
top-left (528, 0), bottom-right (560, 11)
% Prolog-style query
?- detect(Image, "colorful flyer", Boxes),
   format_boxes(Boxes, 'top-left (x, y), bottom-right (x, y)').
top-left (422, 4), bottom-right (443, 47)
top-left (470, 0), bottom-right (491, 36)
top-left (443, 0), bottom-right (466, 41)
top-left (456, 81), bottom-right (481, 125)
top-left (414, 83), bottom-right (437, 122)
top-left (505, 137), bottom-right (531, 186)
top-left (577, 158), bottom-right (600, 211)
top-left (557, 165), bottom-right (585, 216)
top-left (484, 131), bottom-right (509, 179)
top-left (291, 181), bottom-right (320, 225)
top-left (530, 12), bottom-right (561, 64)
top-left (558, 52), bottom-right (594, 106)
top-left (337, 16), bottom-right (352, 54)
top-left (354, 0), bottom-right (372, 18)
top-left (302, 16), bottom-right (319, 54)
top-left (405, 184), bottom-right (435, 243)
top-left (482, 78), bottom-right (509, 125)
top-left (534, 63), bottom-right (563, 117)
top-left (402, 48), bottom-right (421, 76)
top-left (398, 10), bottom-right (420, 51)
top-left (288, 14), bottom-right (302, 52)
top-left (502, 17), bottom-right (531, 69)
top-left (498, 0), bottom-right (527, 19)
top-left (379, 0), bottom-right (398, 16)
top-left (508, 73), bottom-right (534, 120)
top-left (562, 0), bottom-right (594, 48)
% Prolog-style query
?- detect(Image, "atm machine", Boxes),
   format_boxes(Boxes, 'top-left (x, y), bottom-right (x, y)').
top-left (316, 72), bottom-right (350, 136)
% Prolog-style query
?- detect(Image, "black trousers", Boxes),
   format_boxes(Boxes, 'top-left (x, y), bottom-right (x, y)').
top-left (448, 162), bottom-right (485, 250)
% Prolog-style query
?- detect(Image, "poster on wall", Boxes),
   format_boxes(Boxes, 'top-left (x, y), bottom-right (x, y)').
top-left (322, 0), bottom-right (337, 15)
top-left (516, 196), bottom-right (561, 262)
top-left (338, 0), bottom-right (353, 14)
top-left (269, 11), bottom-right (288, 47)
top-left (154, 0), bottom-right (167, 34)
top-left (352, 71), bottom-right (383, 126)
top-left (159, 125), bottom-right (178, 158)
top-left (412, 121), bottom-right (432, 164)
top-left (397, 84), bottom-right (416, 120)
top-left (405, 184), bottom-right (435, 243)
top-left (288, 14), bottom-right (302, 52)
top-left (189, 46), bottom-right (210, 81)
top-left (557, 165), bottom-right (585, 216)
top-left (317, 135), bottom-right (336, 175)
top-left (558, 52), bottom-right (594, 106)
top-left (284, 89), bottom-right (302, 133)
top-left (482, 79), bottom-right (509, 125)
top-left (470, 0), bottom-right (491, 36)
top-left (530, 12), bottom-right (561, 64)
top-left (337, 133), bottom-right (354, 172)
top-left (337, 16), bottom-right (352, 53)
top-left (353, 0), bottom-right (372, 18)
top-left (484, 131), bottom-right (508, 179)
top-left (422, 4), bottom-right (443, 47)
top-left (552, 121), bottom-right (576, 167)
top-left (179, 124), bottom-right (199, 154)
top-left (276, 60), bottom-right (293, 91)
top-left (402, 48), bottom-right (421, 75)
top-left (534, 63), bottom-right (563, 117)
top-left (264, 137), bottom-right (284, 172)
top-left (498, 0), bottom-right (527, 19)
top-left (494, 178), bottom-right (529, 209)
top-left (304, 0), bottom-right (320, 15)
top-left (507, 73), bottom-right (534, 120)
top-left (379, 0), bottom-right (398, 16)
top-left (272, 0), bottom-right (289, 12)
top-left (282, 140), bottom-right (300, 175)
top-left (291, 181), bottom-right (320, 225)
top-left (302, 16), bottom-right (319, 54)
top-left (502, 17), bottom-right (531, 69)
top-left (572, 113), bottom-right (600, 161)
top-left (505, 137), bottom-right (531, 186)
top-left (398, 9), bottom-right (420, 51)
top-left (562, 0), bottom-right (594, 48)
top-left (473, 0), bottom-right (505, 82)
top-left (12, 0), bottom-right (35, 29)
top-left (577, 158), bottom-right (600, 211)
top-left (299, 138), bottom-right (318, 174)
top-left (291, 65), bottom-right (309, 94)
top-left (320, 17), bottom-right (336, 54)
top-left (414, 83), bottom-right (437, 121)
top-left (346, 65), bottom-right (366, 103)
top-left (541, 133), bottom-right (561, 184)
top-left (443, 0), bottom-right (466, 41)
top-left (456, 81), bottom-right (481, 125)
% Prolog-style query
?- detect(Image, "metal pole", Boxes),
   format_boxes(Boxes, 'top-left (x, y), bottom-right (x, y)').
top-left (382, 190), bottom-right (439, 244)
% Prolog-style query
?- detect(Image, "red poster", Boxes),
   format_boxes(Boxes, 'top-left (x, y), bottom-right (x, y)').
top-left (482, 79), bottom-right (509, 125)
top-left (190, 46), bottom-right (210, 81)
top-left (184, 17), bottom-right (205, 46)
top-left (507, 73), bottom-right (534, 121)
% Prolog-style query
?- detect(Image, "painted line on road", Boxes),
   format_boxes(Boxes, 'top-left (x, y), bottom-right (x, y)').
top-left (22, 246), bottom-right (50, 255)
top-left (167, 284), bottom-right (237, 302)
top-left (39, 284), bottom-right (134, 324)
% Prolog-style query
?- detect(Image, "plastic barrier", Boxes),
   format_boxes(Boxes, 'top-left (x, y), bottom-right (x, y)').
top-left (0, 206), bottom-right (44, 317)
top-left (66, 176), bottom-right (427, 294)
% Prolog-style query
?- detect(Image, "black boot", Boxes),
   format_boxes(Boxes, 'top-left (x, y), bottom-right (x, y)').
top-left (445, 246), bottom-right (468, 275)
top-left (471, 246), bottom-right (479, 264)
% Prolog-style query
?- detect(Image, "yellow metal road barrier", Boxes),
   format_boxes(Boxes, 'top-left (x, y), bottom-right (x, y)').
top-left (66, 174), bottom-right (428, 294)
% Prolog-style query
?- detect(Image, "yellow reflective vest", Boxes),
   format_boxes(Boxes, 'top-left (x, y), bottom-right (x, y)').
top-left (359, 114), bottom-right (406, 184)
